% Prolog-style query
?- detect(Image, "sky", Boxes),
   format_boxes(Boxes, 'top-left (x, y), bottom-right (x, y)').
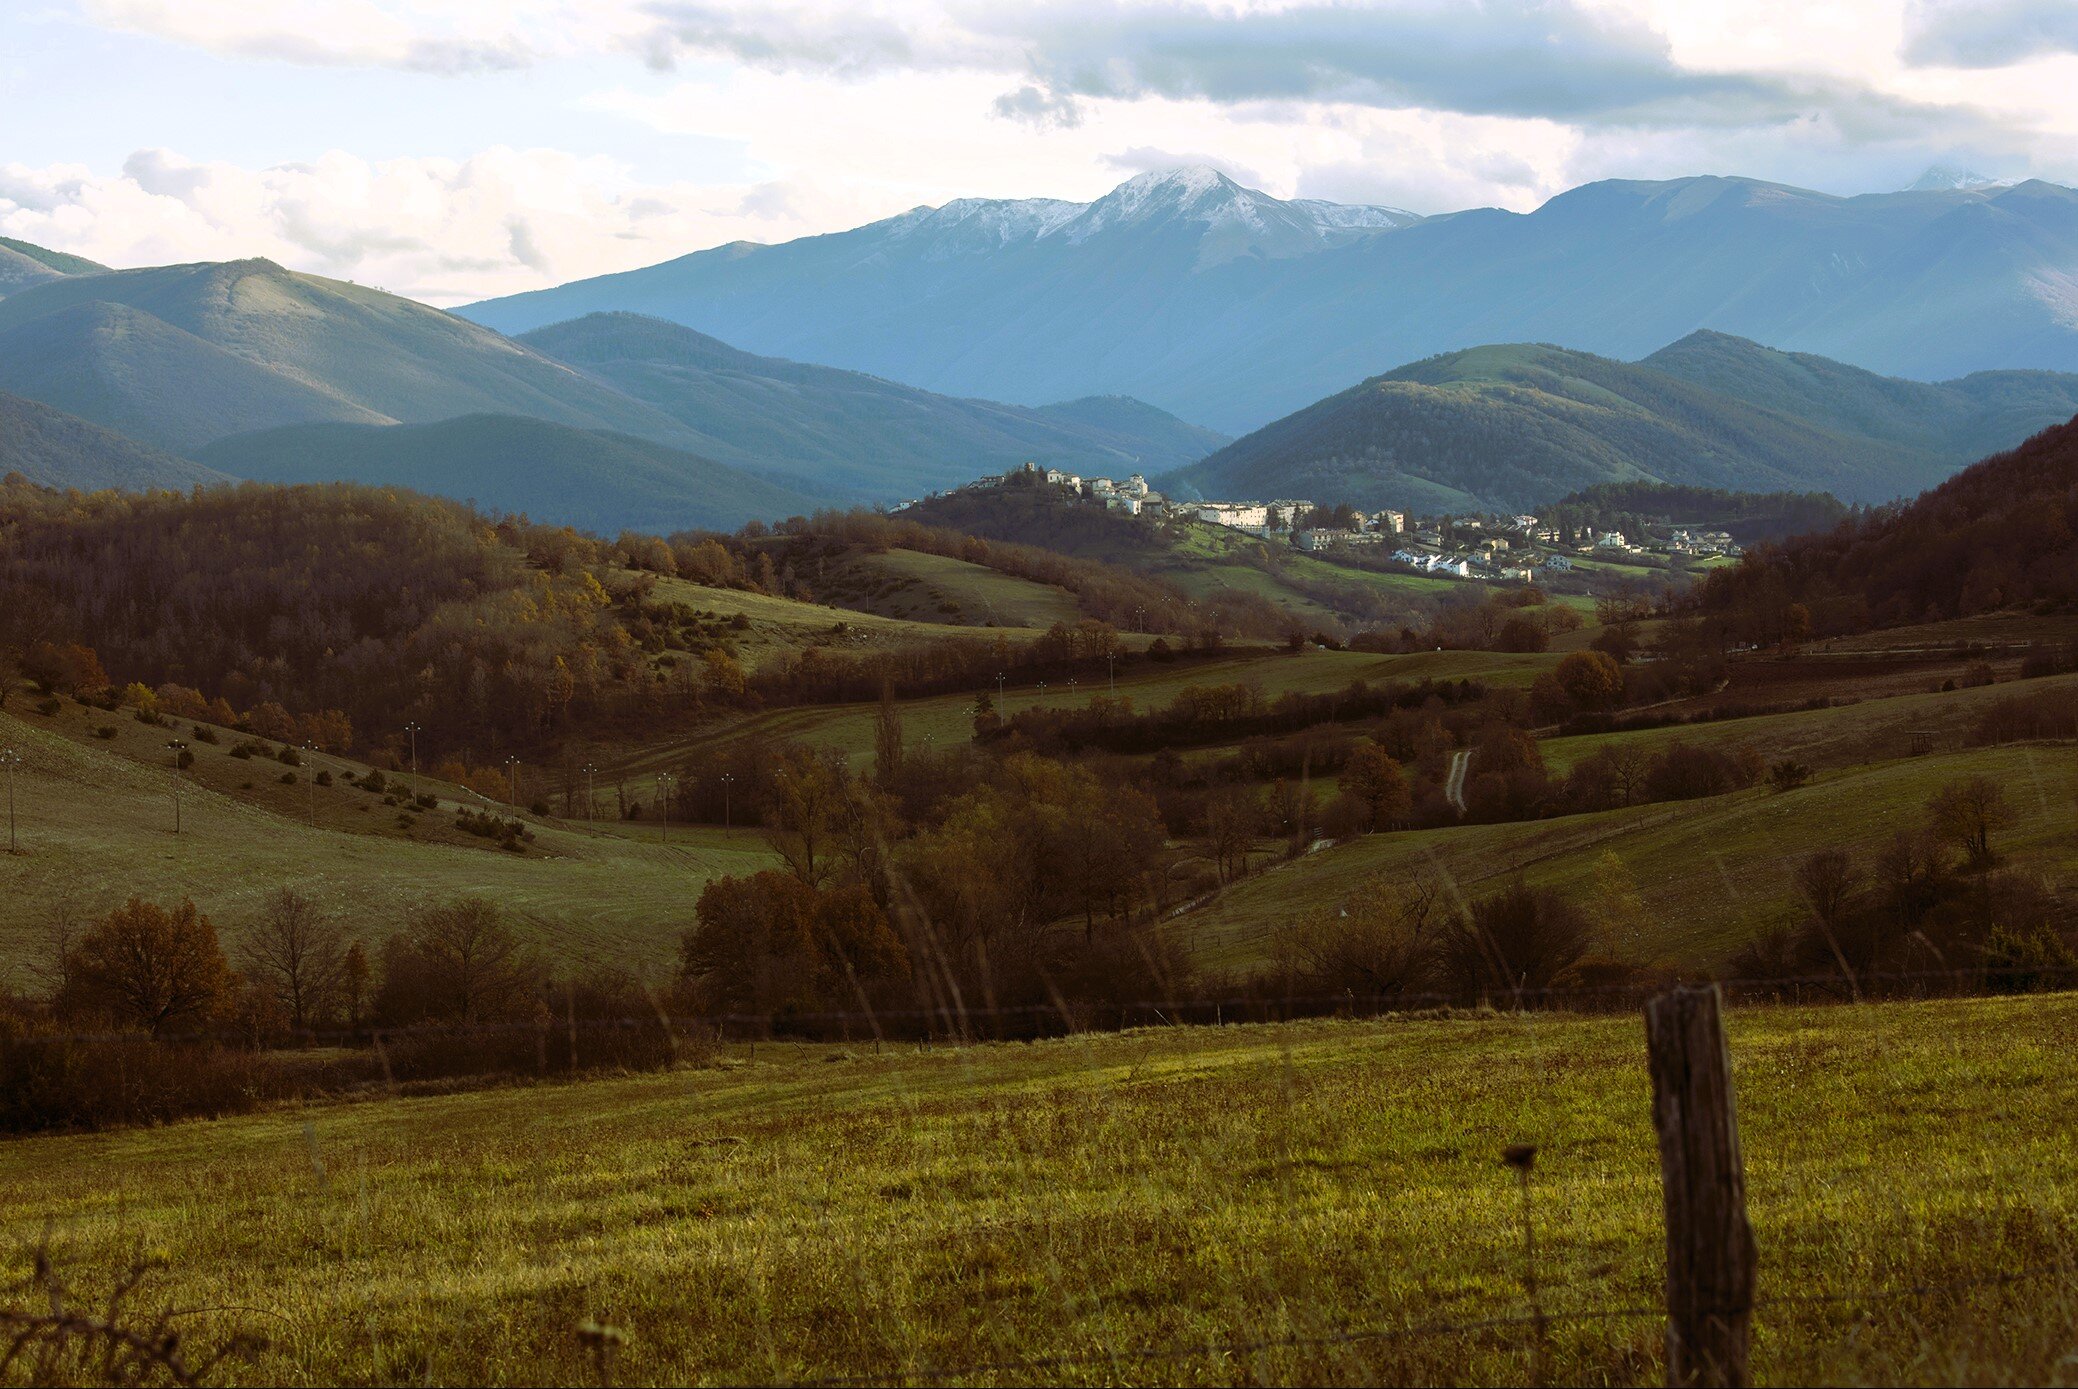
top-left (5, 0), bottom-right (2078, 305)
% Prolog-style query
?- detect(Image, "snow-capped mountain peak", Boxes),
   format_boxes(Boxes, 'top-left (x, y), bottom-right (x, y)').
top-left (1907, 166), bottom-right (2012, 193)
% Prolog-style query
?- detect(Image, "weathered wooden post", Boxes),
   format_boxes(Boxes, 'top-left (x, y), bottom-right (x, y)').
top-left (1644, 985), bottom-right (1756, 1388)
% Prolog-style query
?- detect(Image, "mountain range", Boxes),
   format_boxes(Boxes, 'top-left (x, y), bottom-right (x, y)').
top-left (0, 388), bottom-right (230, 492)
top-left (0, 254), bottom-right (1224, 514)
top-left (1165, 332), bottom-right (2078, 512)
top-left (461, 167), bottom-right (2078, 436)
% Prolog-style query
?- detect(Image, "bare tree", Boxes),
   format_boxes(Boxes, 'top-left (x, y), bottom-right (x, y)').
top-left (238, 887), bottom-right (348, 1031)
top-left (1926, 775), bottom-right (2014, 868)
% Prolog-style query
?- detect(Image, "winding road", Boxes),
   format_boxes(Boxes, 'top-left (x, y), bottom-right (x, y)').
top-left (1445, 748), bottom-right (1472, 815)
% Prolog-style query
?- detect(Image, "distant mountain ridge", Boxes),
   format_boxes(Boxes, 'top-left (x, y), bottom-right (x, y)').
top-left (520, 312), bottom-right (1228, 499)
top-left (196, 414), bottom-right (815, 534)
top-left (460, 167), bottom-right (2078, 435)
top-left (1164, 332), bottom-right (2078, 512)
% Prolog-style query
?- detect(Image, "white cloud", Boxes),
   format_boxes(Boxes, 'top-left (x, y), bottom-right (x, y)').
top-left (0, 146), bottom-right (843, 303)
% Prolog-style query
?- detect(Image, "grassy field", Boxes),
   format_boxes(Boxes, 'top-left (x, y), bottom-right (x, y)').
top-left (599, 646), bottom-right (1560, 777)
top-left (832, 549), bottom-right (1086, 628)
top-left (3, 995), bottom-right (2072, 1385)
top-left (0, 701), bottom-right (776, 980)
top-left (1172, 743), bottom-right (2078, 973)
top-left (1539, 671), bottom-right (2078, 774)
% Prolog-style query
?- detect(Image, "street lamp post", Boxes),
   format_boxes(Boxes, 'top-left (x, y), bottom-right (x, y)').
top-left (0, 748), bottom-right (19, 854)
top-left (505, 756), bottom-right (521, 815)
top-left (1108, 650), bottom-right (1117, 696)
top-left (657, 772), bottom-right (675, 846)
top-left (582, 762), bottom-right (597, 822)
top-left (304, 742), bottom-right (316, 827)
top-left (720, 772), bottom-right (735, 830)
top-left (403, 721), bottom-right (420, 800)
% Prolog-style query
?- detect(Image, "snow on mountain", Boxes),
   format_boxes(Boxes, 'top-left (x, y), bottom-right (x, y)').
top-left (1908, 166), bottom-right (2011, 192)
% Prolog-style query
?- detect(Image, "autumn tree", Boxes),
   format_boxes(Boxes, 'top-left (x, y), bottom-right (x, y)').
top-left (60, 897), bottom-right (230, 1036)
top-left (376, 897), bottom-right (542, 1025)
top-left (873, 681), bottom-right (905, 787)
top-left (764, 748), bottom-right (849, 888)
top-left (1339, 741), bottom-right (1410, 832)
top-left (1554, 650), bottom-right (1624, 712)
top-left (237, 887), bottom-right (349, 1031)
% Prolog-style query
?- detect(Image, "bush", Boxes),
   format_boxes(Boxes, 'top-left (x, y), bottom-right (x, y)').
top-left (35, 698), bottom-right (60, 716)
top-left (176, 749), bottom-right (195, 770)
top-left (1440, 881), bottom-right (1592, 1001)
top-left (1982, 925), bottom-right (2078, 994)
top-left (1768, 758), bottom-right (1813, 793)
top-left (278, 746), bottom-right (302, 766)
top-left (94, 726), bottom-right (116, 740)
top-left (280, 772), bottom-right (297, 785)
top-left (315, 769), bottom-right (333, 787)
top-left (192, 724), bottom-right (219, 744)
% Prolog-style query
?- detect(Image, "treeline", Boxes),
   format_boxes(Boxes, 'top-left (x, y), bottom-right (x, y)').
top-left (1544, 482), bottom-right (1850, 544)
top-left (0, 479), bottom-right (659, 758)
top-left (1691, 416), bottom-right (2078, 639)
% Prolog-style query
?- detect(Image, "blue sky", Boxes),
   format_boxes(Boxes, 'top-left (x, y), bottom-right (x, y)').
top-left (6, 0), bottom-right (2078, 304)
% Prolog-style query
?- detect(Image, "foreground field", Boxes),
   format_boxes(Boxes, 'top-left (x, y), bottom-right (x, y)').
top-left (4, 995), bottom-right (2072, 1385)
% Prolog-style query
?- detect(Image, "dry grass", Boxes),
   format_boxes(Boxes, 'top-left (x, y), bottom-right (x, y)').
top-left (1, 994), bottom-right (2072, 1385)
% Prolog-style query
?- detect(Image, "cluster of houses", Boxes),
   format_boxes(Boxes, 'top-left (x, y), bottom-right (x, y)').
top-left (899, 465), bottom-right (1741, 582)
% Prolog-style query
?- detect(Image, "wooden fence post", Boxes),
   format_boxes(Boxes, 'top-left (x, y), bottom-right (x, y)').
top-left (1644, 985), bottom-right (1756, 1388)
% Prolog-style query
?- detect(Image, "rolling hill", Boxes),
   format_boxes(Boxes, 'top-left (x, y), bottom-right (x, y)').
top-left (517, 312), bottom-right (1225, 499)
top-left (1163, 334), bottom-right (2078, 511)
top-left (461, 168), bottom-right (2078, 435)
top-left (0, 237), bottom-right (106, 296)
top-left (0, 388), bottom-right (231, 491)
top-left (0, 257), bottom-right (698, 452)
top-left (195, 413), bottom-right (817, 533)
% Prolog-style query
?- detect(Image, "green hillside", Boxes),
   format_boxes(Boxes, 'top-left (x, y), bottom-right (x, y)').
top-left (197, 414), bottom-right (817, 533)
top-left (0, 388), bottom-right (232, 491)
top-left (0, 238), bottom-right (107, 296)
top-left (1168, 334), bottom-right (2078, 511)
top-left (519, 312), bottom-right (1227, 499)
top-left (0, 259), bottom-right (698, 452)
top-left (0, 300), bottom-right (390, 450)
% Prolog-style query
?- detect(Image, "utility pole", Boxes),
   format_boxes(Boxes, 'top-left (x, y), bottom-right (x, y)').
top-left (720, 772), bottom-right (735, 830)
top-left (304, 742), bottom-right (316, 827)
top-left (995, 671), bottom-right (1006, 707)
top-left (0, 748), bottom-right (19, 854)
top-left (1108, 650), bottom-right (1117, 696)
top-left (505, 756), bottom-right (520, 815)
top-left (165, 739), bottom-right (186, 835)
top-left (657, 771), bottom-right (675, 846)
top-left (582, 762), bottom-right (596, 822)
top-left (403, 721), bottom-right (420, 800)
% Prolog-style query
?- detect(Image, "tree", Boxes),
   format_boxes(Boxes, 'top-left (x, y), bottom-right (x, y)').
top-left (1925, 775), bottom-right (2013, 867)
top-left (61, 898), bottom-right (230, 1036)
top-left (237, 888), bottom-right (348, 1031)
top-left (1440, 882), bottom-right (1592, 1000)
top-left (377, 897), bottom-right (540, 1025)
top-left (1203, 787), bottom-right (1256, 883)
top-left (1553, 650), bottom-right (1624, 712)
top-left (764, 748), bottom-right (847, 888)
top-left (873, 681), bottom-right (905, 787)
top-left (1340, 741), bottom-right (1410, 832)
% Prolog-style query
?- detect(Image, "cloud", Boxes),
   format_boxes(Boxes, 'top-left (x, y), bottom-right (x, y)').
top-left (1901, 0), bottom-right (2078, 67)
top-left (992, 84), bottom-right (1084, 129)
top-left (1101, 146), bottom-right (1262, 186)
top-left (81, 0), bottom-right (543, 72)
top-left (0, 146), bottom-right (840, 303)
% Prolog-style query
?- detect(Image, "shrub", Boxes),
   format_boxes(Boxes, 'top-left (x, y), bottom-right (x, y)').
top-left (280, 772), bottom-right (297, 785)
top-left (192, 724), bottom-right (219, 744)
top-left (1440, 881), bottom-right (1593, 1001)
top-left (315, 769), bottom-right (333, 786)
top-left (1982, 925), bottom-right (2078, 994)
top-left (176, 749), bottom-right (195, 770)
top-left (34, 698), bottom-right (60, 716)
top-left (1768, 758), bottom-right (1813, 792)
top-left (94, 726), bottom-right (116, 739)
top-left (277, 746), bottom-right (302, 766)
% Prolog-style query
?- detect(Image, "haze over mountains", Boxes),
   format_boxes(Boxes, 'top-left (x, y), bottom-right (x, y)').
top-left (1168, 332), bottom-right (2078, 512)
top-left (463, 167), bottom-right (2078, 437)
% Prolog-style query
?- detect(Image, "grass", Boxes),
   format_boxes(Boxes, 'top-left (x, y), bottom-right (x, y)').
top-left (2, 995), bottom-right (2072, 1384)
top-left (826, 549), bottom-right (1086, 628)
top-left (1539, 671), bottom-right (2078, 774)
top-left (0, 702), bottom-right (777, 980)
top-left (599, 647), bottom-right (1560, 777)
top-left (1172, 744), bottom-right (2078, 973)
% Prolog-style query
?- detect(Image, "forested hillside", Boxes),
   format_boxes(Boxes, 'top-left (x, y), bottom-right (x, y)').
top-left (197, 414), bottom-right (816, 534)
top-left (1166, 336), bottom-right (2078, 511)
top-left (519, 312), bottom-right (1225, 499)
top-left (0, 389), bottom-right (231, 491)
top-left (1694, 416), bottom-right (2078, 636)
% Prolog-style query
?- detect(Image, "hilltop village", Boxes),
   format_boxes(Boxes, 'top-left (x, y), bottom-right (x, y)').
top-left (903, 459), bottom-right (1743, 584)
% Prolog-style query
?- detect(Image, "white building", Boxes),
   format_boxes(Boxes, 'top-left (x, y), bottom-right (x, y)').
top-left (1194, 502), bottom-right (1269, 529)
top-left (1594, 530), bottom-right (1631, 551)
top-left (1105, 494), bottom-right (1143, 516)
top-left (1374, 509), bottom-right (1407, 533)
